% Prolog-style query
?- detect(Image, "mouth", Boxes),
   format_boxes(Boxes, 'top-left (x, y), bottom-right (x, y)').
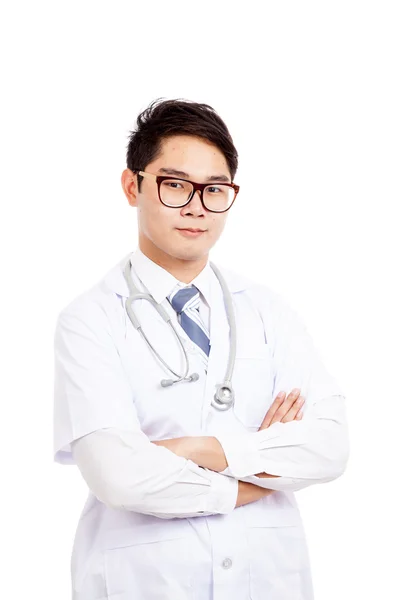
top-left (178, 228), bottom-right (206, 232)
top-left (176, 228), bottom-right (206, 238)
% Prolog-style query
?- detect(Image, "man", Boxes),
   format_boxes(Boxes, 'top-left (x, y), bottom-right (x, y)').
top-left (53, 98), bottom-right (349, 600)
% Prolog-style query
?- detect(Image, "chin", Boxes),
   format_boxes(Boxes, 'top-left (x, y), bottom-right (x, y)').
top-left (171, 246), bottom-right (208, 261)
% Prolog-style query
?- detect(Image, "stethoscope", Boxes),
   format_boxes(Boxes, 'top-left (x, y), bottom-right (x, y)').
top-left (123, 257), bottom-right (237, 411)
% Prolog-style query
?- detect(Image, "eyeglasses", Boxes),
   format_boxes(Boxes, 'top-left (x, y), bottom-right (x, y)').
top-left (132, 169), bottom-right (239, 213)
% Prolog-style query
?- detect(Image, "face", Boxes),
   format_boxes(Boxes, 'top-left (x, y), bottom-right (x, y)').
top-left (121, 135), bottom-right (233, 269)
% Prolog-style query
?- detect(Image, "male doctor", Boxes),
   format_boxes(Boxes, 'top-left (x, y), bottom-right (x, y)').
top-left (53, 98), bottom-right (349, 600)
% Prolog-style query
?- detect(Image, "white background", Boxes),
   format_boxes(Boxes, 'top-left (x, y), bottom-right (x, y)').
top-left (1, 1), bottom-right (399, 598)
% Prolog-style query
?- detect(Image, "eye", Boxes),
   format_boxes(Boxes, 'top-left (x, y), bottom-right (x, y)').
top-left (166, 181), bottom-right (183, 189)
top-left (206, 186), bottom-right (222, 193)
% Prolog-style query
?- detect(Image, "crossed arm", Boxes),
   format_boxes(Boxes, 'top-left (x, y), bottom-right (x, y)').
top-left (72, 387), bottom-right (348, 517)
top-left (153, 388), bottom-right (306, 478)
top-left (153, 383), bottom-right (349, 494)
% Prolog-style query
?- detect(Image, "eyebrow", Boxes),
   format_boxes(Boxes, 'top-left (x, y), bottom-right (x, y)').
top-left (158, 167), bottom-right (231, 182)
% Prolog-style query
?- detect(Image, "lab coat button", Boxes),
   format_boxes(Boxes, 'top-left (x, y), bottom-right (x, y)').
top-left (222, 558), bottom-right (232, 569)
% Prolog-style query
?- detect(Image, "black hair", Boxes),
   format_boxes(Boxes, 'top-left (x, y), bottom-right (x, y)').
top-left (126, 97), bottom-right (238, 191)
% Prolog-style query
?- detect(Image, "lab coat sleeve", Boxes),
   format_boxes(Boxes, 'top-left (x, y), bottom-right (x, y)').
top-left (53, 297), bottom-right (238, 518)
top-left (72, 427), bottom-right (238, 519)
top-left (215, 288), bottom-right (350, 492)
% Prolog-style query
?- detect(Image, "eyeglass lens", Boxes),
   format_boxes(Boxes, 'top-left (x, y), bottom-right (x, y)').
top-left (160, 179), bottom-right (235, 211)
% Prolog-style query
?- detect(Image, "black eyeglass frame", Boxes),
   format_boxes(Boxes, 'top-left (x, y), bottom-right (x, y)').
top-left (132, 169), bottom-right (240, 213)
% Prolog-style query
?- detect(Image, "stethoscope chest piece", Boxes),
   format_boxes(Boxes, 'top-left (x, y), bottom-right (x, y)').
top-left (211, 381), bottom-right (235, 411)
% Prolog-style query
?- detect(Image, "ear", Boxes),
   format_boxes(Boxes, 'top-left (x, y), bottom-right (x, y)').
top-left (121, 168), bottom-right (138, 207)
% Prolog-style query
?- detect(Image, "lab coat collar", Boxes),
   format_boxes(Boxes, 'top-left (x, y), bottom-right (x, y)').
top-left (103, 248), bottom-right (252, 298)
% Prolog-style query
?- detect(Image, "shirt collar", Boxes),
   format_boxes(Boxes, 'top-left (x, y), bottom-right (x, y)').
top-left (130, 247), bottom-right (212, 306)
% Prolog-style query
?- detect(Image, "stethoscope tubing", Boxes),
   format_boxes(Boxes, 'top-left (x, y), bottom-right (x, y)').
top-left (123, 257), bottom-right (236, 410)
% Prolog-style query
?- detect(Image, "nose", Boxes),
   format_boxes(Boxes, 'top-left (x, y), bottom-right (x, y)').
top-left (183, 189), bottom-right (206, 215)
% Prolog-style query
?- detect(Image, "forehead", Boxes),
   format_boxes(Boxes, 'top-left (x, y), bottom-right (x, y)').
top-left (153, 135), bottom-right (230, 177)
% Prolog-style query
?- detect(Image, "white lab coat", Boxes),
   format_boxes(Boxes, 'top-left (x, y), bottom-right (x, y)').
top-left (53, 249), bottom-right (349, 600)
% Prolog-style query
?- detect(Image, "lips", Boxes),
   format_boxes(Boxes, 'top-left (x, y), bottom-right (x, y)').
top-left (176, 228), bottom-right (206, 238)
top-left (178, 228), bottom-right (205, 232)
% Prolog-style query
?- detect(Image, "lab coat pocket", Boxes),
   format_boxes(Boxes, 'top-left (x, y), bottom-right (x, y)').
top-left (243, 508), bottom-right (312, 600)
top-left (104, 524), bottom-right (195, 600)
top-left (231, 345), bottom-right (274, 429)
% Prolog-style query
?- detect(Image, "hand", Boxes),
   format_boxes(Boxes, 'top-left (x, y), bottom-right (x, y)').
top-left (258, 388), bottom-right (305, 431)
top-left (254, 388), bottom-right (304, 479)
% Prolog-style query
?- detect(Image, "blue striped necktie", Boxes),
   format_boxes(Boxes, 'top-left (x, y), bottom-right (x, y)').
top-left (168, 285), bottom-right (210, 370)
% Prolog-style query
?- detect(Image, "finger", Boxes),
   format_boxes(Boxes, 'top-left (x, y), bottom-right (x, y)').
top-left (281, 396), bottom-right (305, 423)
top-left (258, 391), bottom-right (286, 430)
top-left (295, 410), bottom-right (303, 420)
top-left (269, 389), bottom-right (300, 425)
top-left (260, 388), bottom-right (300, 429)
top-left (269, 388), bottom-right (301, 425)
top-left (259, 391), bottom-right (286, 430)
top-left (282, 395), bottom-right (304, 422)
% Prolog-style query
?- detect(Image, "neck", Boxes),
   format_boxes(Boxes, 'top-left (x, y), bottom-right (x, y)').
top-left (138, 235), bottom-right (208, 283)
